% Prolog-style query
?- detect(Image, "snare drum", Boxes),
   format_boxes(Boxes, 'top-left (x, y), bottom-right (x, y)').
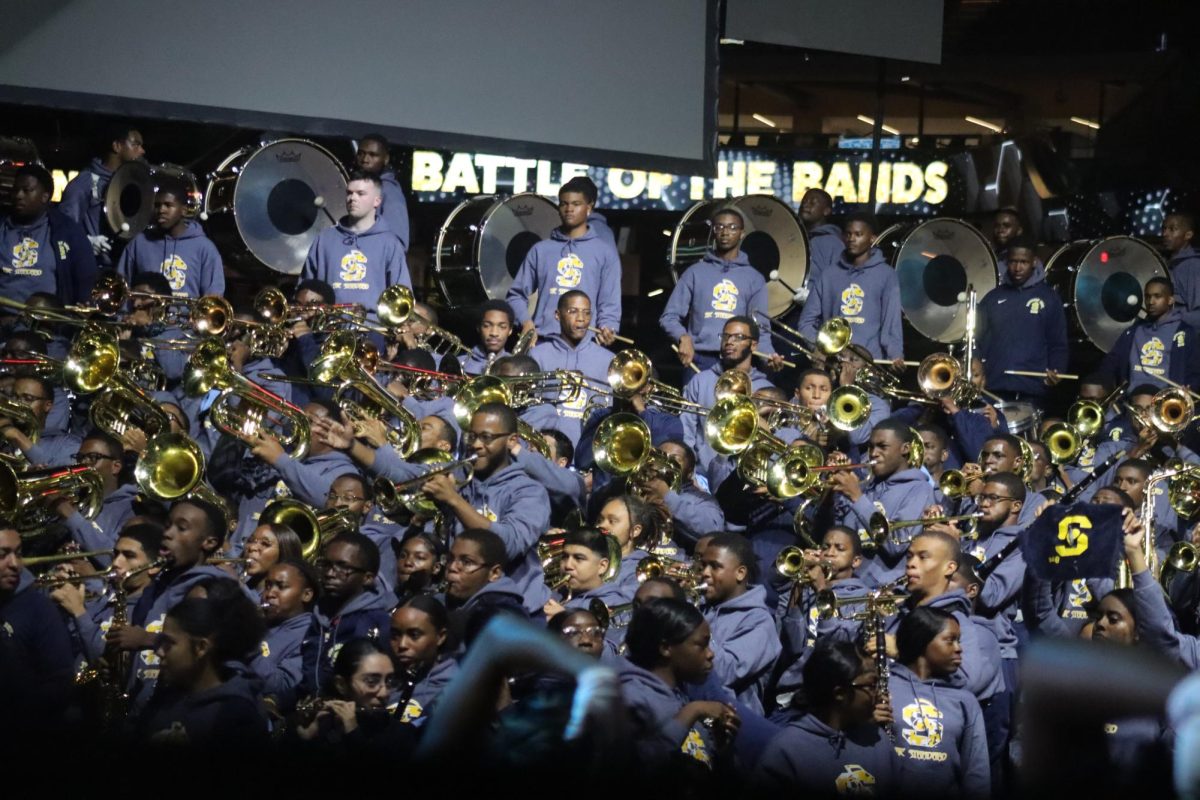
top-left (434, 193), bottom-right (560, 306)
top-left (203, 139), bottom-right (348, 275)
top-left (996, 401), bottom-right (1041, 436)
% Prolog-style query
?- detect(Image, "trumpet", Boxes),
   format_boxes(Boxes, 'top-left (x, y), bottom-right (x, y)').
top-left (0, 464), bottom-right (105, 535)
top-left (589, 597), bottom-right (634, 629)
top-left (593, 413), bottom-right (682, 493)
top-left (917, 353), bottom-right (978, 407)
top-left (185, 338), bottom-right (312, 460)
top-left (814, 580), bottom-right (905, 621)
top-left (775, 547), bottom-right (834, 585)
top-left (374, 453), bottom-right (477, 520)
top-left (35, 566), bottom-right (119, 589)
top-left (866, 511), bottom-right (984, 549)
top-left (938, 468), bottom-right (973, 499)
top-left (259, 498), bottom-right (360, 563)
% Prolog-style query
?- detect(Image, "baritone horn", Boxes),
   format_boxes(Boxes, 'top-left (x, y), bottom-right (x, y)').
top-left (64, 325), bottom-right (171, 439)
top-left (593, 413), bottom-right (682, 493)
top-left (826, 385), bottom-right (872, 432)
top-left (378, 284), bottom-right (468, 355)
top-left (184, 338), bottom-right (311, 460)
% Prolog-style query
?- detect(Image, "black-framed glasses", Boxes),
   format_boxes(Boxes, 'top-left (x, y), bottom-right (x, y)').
top-left (977, 493), bottom-right (1014, 505)
top-left (326, 491), bottom-right (365, 504)
top-left (75, 452), bottom-right (115, 465)
top-left (314, 559), bottom-right (367, 577)
top-left (464, 430), bottom-right (513, 446)
top-left (719, 333), bottom-right (751, 343)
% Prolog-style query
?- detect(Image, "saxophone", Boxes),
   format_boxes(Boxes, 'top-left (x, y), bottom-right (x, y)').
top-left (100, 557), bottom-right (168, 727)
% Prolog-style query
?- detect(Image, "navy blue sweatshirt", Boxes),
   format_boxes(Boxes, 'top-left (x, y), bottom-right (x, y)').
top-left (302, 217), bottom-right (411, 315)
top-left (977, 260), bottom-right (1069, 397)
top-left (0, 208), bottom-right (98, 304)
top-left (799, 247), bottom-right (903, 359)
top-left (659, 249), bottom-right (775, 354)
top-left (301, 584), bottom-right (395, 695)
top-left (138, 666), bottom-right (269, 748)
top-left (0, 570), bottom-right (74, 721)
top-left (1100, 307), bottom-right (1200, 392)
top-left (378, 171), bottom-right (410, 251)
top-left (506, 225), bottom-right (622, 333)
top-left (751, 713), bottom-right (901, 795)
top-left (117, 219), bottom-right (224, 299)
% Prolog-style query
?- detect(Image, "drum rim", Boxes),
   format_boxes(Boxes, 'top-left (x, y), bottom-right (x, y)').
top-left (1055, 235), bottom-right (1166, 351)
top-left (668, 199), bottom-right (718, 284)
top-left (894, 216), bottom-right (997, 343)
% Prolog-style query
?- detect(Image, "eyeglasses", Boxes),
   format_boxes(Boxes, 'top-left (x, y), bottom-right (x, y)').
top-left (711, 223), bottom-right (743, 232)
top-left (447, 556), bottom-right (486, 572)
top-left (977, 493), bottom-right (1014, 505)
top-left (719, 333), bottom-right (751, 343)
top-left (356, 673), bottom-right (400, 690)
top-left (464, 430), bottom-right (513, 446)
top-left (10, 392), bottom-right (47, 404)
top-left (326, 491), bottom-right (365, 503)
top-left (561, 625), bottom-right (606, 639)
top-left (314, 559), bottom-right (367, 577)
top-left (75, 452), bottom-right (115, 465)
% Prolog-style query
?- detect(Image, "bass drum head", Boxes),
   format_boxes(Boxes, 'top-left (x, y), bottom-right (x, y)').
top-left (434, 193), bottom-right (559, 306)
top-left (209, 139), bottom-right (348, 276)
top-left (104, 160), bottom-right (156, 240)
top-left (1048, 236), bottom-right (1165, 353)
top-left (894, 218), bottom-right (998, 343)
top-left (668, 195), bottom-right (809, 318)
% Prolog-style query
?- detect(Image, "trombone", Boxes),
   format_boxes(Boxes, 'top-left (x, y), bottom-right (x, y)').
top-left (596, 349), bottom-right (711, 416)
top-left (185, 338), bottom-right (312, 460)
top-left (866, 511), bottom-right (984, 549)
top-left (916, 353), bottom-right (978, 407)
top-left (814, 582), bottom-right (904, 621)
top-left (374, 453), bottom-right (477, 519)
top-left (22, 549), bottom-right (113, 568)
top-left (826, 385), bottom-right (873, 432)
top-left (448, 375), bottom-right (553, 458)
top-left (593, 413), bottom-right (682, 494)
top-left (758, 313), bottom-right (853, 363)
top-left (259, 497), bottom-right (359, 563)
top-left (854, 364), bottom-right (939, 407)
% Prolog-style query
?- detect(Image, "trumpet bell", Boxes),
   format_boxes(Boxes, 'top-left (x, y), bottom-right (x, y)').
top-left (1067, 399), bottom-right (1105, 438)
top-left (827, 385), bottom-right (871, 432)
top-left (774, 546), bottom-right (808, 580)
top-left (1161, 541), bottom-right (1200, 598)
top-left (1041, 422), bottom-right (1082, 465)
top-left (374, 448), bottom-right (457, 518)
top-left (135, 432), bottom-right (205, 500)
top-left (939, 469), bottom-right (968, 499)
top-left (1150, 388), bottom-right (1194, 436)
top-left (594, 413), bottom-right (651, 476)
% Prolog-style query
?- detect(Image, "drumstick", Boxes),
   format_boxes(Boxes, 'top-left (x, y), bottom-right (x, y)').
top-left (767, 271), bottom-right (808, 303)
top-left (588, 326), bottom-right (634, 345)
top-left (1003, 370), bottom-right (1080, 380)
top-left (874, 359), bottom-right (923, 367)
top-left (671, 344), bottom-right (701, 373)
top-left (980, 389), bottom-right (1005, 404)
top-left (754, 351), bottom-right (798, 369)
top-left (313, 196), bottom-right (338, 226)
top-left (1133, 366), bottom-right (1200, 401)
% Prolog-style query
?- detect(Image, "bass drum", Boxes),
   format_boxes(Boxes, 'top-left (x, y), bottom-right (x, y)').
top-left (668, 195), bottom-right (809, 318)
top-left (0, 136), bottom-right (40, 215)
top-left (203, 139), bottom-right (348, 276)
top-left (104, 161), bottom-right (201, 240)
top-left (1044, 236), bottom-right (1165, 352)
top-left (434, 193), bottom-right (560, 305)
top-left (892, 218), bottom-right (998, 343)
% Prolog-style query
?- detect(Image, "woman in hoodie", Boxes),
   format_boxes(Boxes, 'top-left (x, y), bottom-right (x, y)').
top-left (389, 595), bottom-right (457, 724)
top-left (139, 593), bottom-right (268, 748)
top-left (241, 522), bottom-right (304, 591)
top-left (892, 606), bottom-right (991, 798)
top-left (394, 531), bottom-right (445, 604)
top-left (751, 638), bottom-right (899, 794)
top-left (619, 598), bottom-right (741, 787)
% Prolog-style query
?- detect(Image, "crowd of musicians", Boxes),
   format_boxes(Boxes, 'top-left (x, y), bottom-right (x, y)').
top-left (5, 122), bottom-right (1200, 797)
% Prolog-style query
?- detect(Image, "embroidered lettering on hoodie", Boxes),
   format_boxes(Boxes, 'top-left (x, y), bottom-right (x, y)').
top-left (711, 279), bottom-right (739, 314)
top-left (835, 764), bottom-right (878, 794)
top-left (9, 237), bottom-right (41, 274)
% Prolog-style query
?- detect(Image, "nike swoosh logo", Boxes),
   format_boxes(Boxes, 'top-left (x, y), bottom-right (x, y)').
top-left (997, 299), bottom-right (1007, 304)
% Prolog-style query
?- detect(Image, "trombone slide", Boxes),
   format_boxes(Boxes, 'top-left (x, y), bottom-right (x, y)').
top-left (874, 359), bottom-right (923, 367)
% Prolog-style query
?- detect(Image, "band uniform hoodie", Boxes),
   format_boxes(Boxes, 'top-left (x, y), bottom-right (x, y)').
top-left (750, 713), bottom-right (900, 795)
top-left (0, 207), bottom-right (98, 304)
top-left (977, 258), bottom-right (1069, 397)
top-left (799, 246), bottom-right (903, 360)
top-left (59, 157), bottom-right (115, 257)
top-left (1171, 244), bottom-right (1200, 327)
top-left (378, 170), bottom-right (411, 251)
top-left (701, 583), bottom-right (782, 715)
top-left (506, 225), bottom-right (622, 334)
top-left (302, 217), bottom-right (411, 315)
top-left (117, 219), bottom-right (224, 299)
top-left (659, 249), bottom-right (775, 355)
top-left (529, 331), bottom-right (615, 444)
top-left (805, 222), bottom-right (846, 286)
top-left (834, 467), bottom-right (936, 585)
top-left (1100, 306), bottom-right (1200, 392)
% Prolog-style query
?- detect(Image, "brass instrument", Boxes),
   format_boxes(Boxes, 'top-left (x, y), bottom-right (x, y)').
top-left (260, 497), bottom-right (360, 563)
top-left (185, 337), bottom-right (312, 460)
top-left (0, 353), bottom-right (62, 380)
top-left (1161, 541), bottom-right (1199, 599)
top-left (0, 394), bottom-right (41, 446)
top-left (35, 566), bottom-right (119, 589)
top-left (22, 548), bottom-right (113, 568)
top-left (0, 463), bottom-right (104, 535)
top-left (761, 313), bottom-right (852, 363)
top-left (1118, 465), bottom-right (1180, 588)
top-left (600, 349), bottom-right (712, 416)
top-left (64, 325), bottom-right (171, 438)
top-left (133, 431), bottom-right (234, 531)
top-left (706, 394), bottom-right (783, 457)
top-left (916, 353), bottom-right (978, 406)
top-left (374, 453), bottom-right (477, 519)
top-left (813, 580), bottom-right (904, 621)
top-left (450, 374), bottom-right (551, 458)
top-left (1147, 387), bottom-right (1194, 437)
top-left (826, 385), bottom-right (872, 432)
top-left (1067, 381), bottom-right (1127, 440)
top-left (378, 284), bottom-right (468, 356)
top-left (635, 553), bottom-right (705, 591)
top-left (775, 546), bottom-right (834, 585)
top-left (589, 597), bottom-right (634, 630)
top-left (867, 511), bottom-right (984, 548)
top-left (1169, 467), bottom-right (1200, 518)
top-left (854, 364), bottom-right (939, 407)
top-left (938, 468), bottom-right (973, 499)
top-left (593, 413), bottom-right (682, 494)
top-left (541, 529), bottom-right (622, 595)
top-left (1040, 422), bottom-right (1083, 466)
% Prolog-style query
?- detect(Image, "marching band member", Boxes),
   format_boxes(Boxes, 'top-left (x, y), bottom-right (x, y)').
top-left (833, 344), bottom-right (892, 459)
top-left (798, 188), bottom-right (843, 286)
top-left (302, 532), bottom-right (394, 695)
top-left (137, 592), bottom-right (269, 747)
top-left (660, 206), bottom-right (777, 373)
top-left (126, 272), bottom-right (189, 386)
top-left (253, 559), bottom-right (319, 716)
top-left (57, 430), bottom-right (138, 557)
top-left (654, 439), bottom-right (725, 548)
top-left (394, 531), bottom-right (444, 603)
top-left (419, 403), bottom-right (552, 615)
top-left (991, 208), bottom-right (1025, 266)
top-left (799, 211), bottom-right (904, 364)
top-left (241, 522), bottom-right (304, 591)
top-left (830, 419), bottom-right (937, 584)
top-left (440, 529), bottom-right (528, 622)
top-left (50, 522), bottom-right (163, 663)
top-left (1110, 458), bottom-right (1182, 560)
top-left (301, 171), bottom-right (411, 318)
top-left (354, 133), bottom-right (410, 252)
top-left (977, 236), bottom-right (1068, 408)
top-left (506, 176), bottom-right (621, 346)
top-left (751, 639), bottom-right (899, 795)
top-left (916, 423), bottom-right (956, 495)
top-left (59, 123), bottom-right (145, 264)
top-left (116, 180), bottom-right (224, 299)
top-left (596, 493), bottom-right (659, 594)
top-left (543, 527), bottom-right (625, 619)
top-left (244, 400), bottom-right (355, 508)
top-left (459, 299), bottom-right (516, 374)
top-left (891, 607), bottom-right (992, 798)
top-left (974, 433), bottom-right (1048, 525)
top-left (697, 533), bottom-right (781, 714)
top-left (0, 524), bottom-right (75, 726)
top-left (1, 373), bottom-right (81, 466)
top-left (324, 472), bottom-right (404, 596)
top-left (682, 315), bottom-right (776, 472)
top-left (0, 164), bottom-right (97, 307)
top-left (388, 595), bottom-right (457, 724)
top-left (1100, 275), bottom-right (1200, 392)
top-left (1163, 212), bottom-right (1200, 325)
top-left (511, 432), bottom-right (586, 526)
top-left (529, 290), bottom-right (615, 444)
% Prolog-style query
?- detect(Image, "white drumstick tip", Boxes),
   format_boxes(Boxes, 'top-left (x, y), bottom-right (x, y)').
top-left (199, 212), bottom-right (208, 221)
top-left (313, 196), bottom-right (325, 207)
top-left (1128, 295), bottom-right (1139, 305)
top-left (119, 222), bottom-right (130, 232)
top-left (957, 292), bottom-right (966, 302)
top-left (768, 270), bottom-right (780, 281)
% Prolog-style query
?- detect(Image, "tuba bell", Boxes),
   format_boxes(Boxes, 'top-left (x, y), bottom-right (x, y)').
top-left (260, 497), bottom-right (360, 563)
top-left (185, 338), bottom-right (312, 460)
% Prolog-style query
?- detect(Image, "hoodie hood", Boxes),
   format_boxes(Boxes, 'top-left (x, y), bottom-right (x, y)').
top-left (315, 581), bottom-right (394, 626)
top-left (792, 713), bottom-right (856, 756)
top-left (836, 247), bottom-right (890, 273)
top-left (465, 574), bottom-right (526, 607)
top-left (147, 219), bottom-right (206, 242)
top-left (810, 222), bottom-right (843, 239)
top-left (706, 582), bottom-right (770, 614)
top-left (700, 249), bottom-right (754, 270)
top-left (88, 157), bottom-right (114, 180)
top-left (917, 586), bottom-right (973, 616)
top-left (999, 258), bottom-right (1048, 289)
top-left (334, 216), bottom-right (395, 244)
top-left (879, 467), bottom-right (932, 489)
top-left (550, 225), bottom-right (601, 247)
top-left (1147, 306), bottom-right (1184, 330)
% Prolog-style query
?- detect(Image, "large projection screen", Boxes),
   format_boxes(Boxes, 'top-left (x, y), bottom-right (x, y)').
top-left (726, 0), bottom-right (943, 64)
top-left (0, 0), bottom-right (718, 172)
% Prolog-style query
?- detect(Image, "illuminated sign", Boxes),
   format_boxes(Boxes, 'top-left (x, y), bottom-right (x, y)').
top-left (411, 149), bottom-right (960, 215)
top-left (50, 169), bottom-right (79, 203)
